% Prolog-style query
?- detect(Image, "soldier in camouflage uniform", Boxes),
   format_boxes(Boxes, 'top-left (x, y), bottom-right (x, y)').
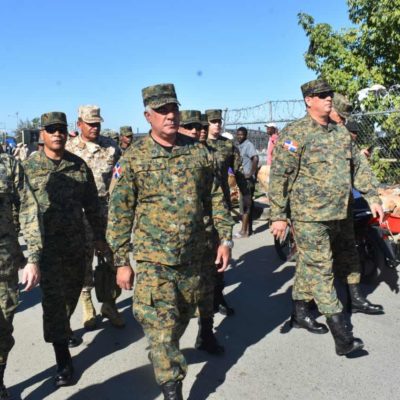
top-left (199, 113), bottom-right (209, 143)
top-left (66, 105), bottom-right (125, 330)
top-left (106, 84), bottom-right (234, 400)
top-left (24, 112), bottom-right (104, 387)
top-left (178, 110), bottom-right (202, 139)
top-left (329, 93), bottom-right (383, 314)
top-left (119, 126), bottom-right (133, 155)
top-left (0, 147), bottom-right (42, 399)
top-left (269, 79), bottom-right (384, 356)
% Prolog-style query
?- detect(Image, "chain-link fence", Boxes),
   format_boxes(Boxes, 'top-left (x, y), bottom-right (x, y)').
top-left (223, 89), bottom-right (400, 184)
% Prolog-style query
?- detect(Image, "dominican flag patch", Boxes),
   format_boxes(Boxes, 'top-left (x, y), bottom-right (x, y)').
top-left (283, 140), bottom-right (298, 153)
top-left (113, 162), bottom-right (122, 179)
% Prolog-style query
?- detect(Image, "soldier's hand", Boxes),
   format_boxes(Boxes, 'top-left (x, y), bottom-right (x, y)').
top-left (270, 220), bottom-right (288, 242)
top-left (116, 266), bottom-right (134, 290)
top-left (370, 203), bottom-right (384, 224)
top-left (215, 245), bottom-right (231, 272)
top-left (21, 263), bottom-right (40, 291)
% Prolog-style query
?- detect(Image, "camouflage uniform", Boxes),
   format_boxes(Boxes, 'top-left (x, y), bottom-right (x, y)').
top-left (107, 83), bottom-right (234, 386)
top-left (269, 108), bottom-right (380, 315)
top-left (119, 126), bottom-right (133, 156)
top-left (0, 153), bottom-right (42, 363)
top-left (66, 127), bottom-right (119, 290)
top-left (23, 147), bottom-right (102, 343)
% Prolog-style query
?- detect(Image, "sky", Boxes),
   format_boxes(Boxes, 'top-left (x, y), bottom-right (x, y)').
top-left (0, 0), bottom-right (352, 132)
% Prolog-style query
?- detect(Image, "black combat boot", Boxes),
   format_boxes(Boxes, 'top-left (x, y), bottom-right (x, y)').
top-left (326, 313), bottom-right (364, 356)
top-left (53, 341), bottom-right (74, 387)
top-left (0, 363), bottom-right (10, 400)
top-left (290, 300), bottom-right (329, 334)
top-left (214, 283), bottom-right (235, 316)
top-left (348, 284), bottom-right (384, 315)
top-left (195, 317), bottom-right (224, 355)
top-left (161, 380), bottom-right (183, 400)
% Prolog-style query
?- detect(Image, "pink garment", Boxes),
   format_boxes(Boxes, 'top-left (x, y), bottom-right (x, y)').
top-left (266, 133), bottom-right (279, 165)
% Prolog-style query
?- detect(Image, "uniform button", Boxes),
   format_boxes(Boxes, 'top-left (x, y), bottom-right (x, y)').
top-left (179, 225), bottom-right (186, 232)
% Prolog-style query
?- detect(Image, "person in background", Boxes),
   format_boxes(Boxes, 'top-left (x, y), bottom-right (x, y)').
top-left (235, 127), bottom-right (259, 238)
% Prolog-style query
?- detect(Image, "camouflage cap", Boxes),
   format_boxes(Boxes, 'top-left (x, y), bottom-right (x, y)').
top-left (120, 126), bottom-right (133, 136)
top-left (333, 93), bottom-right (353, 118)
top-left (200, 113), bottom-right (209, 127)
top-left (345, 119), bottom-right (360, 133)
top-left (205, 109), bottom-right (223, 121)
top-left (40, 112), bottom-right (68, 127)
top-left (78, 105), bottom-right (104, 123)
top-left (301, 79), bottom-right (333, 98)
top-left (142, 83), bottom-right (180, 109)
top-left (180, 110), bottom-right (202, 126)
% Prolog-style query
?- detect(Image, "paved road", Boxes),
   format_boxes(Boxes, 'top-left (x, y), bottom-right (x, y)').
top-left (7, 220), bottom-right (400, 399)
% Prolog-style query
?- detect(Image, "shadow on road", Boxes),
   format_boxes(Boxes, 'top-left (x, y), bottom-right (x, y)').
top-left (187, 242), bottom-right (294, 400)
top-left (9, 303), bottom-right (146, 400)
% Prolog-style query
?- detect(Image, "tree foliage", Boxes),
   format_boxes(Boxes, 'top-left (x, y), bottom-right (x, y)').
top-left (298, 0), bottom-right (400, 98)
top-left (299, 1), bottom-right (400, 184)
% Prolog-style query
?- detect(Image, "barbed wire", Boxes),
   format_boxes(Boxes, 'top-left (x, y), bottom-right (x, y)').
top-left (224, 99), bottom-right (305, 127)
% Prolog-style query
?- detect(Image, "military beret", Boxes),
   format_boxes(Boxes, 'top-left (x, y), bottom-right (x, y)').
top-left (301, 79), bottom-right (333, 98)
top-left (180, 110), bottom-right (202, 126)
top-left (120, 126), bottom-right (133, 136)
top-left (142, 83), bottom-right (180, 109)
top-left (333, 93), bottom-right (353, 119)
top-left (40, 112), bottom-right (68, 127)
top-left (205, 109), bottom-right (223, 121)
top-left (78, 105), bottom-right (104, 123)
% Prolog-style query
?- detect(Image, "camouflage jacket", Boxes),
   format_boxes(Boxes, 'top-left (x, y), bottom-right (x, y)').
top-left (269, 114), bottom-right (381, 222)
top-left (23, 151), bottom-right (103, 248)
top-left (66, 134), bottom-right (119, 198)
top-left (0, 153), bottom-right (42, 279)
top-left (106, 133), bottom-right (234, 266)
top-left (205, 137), bottom-right (248, 209)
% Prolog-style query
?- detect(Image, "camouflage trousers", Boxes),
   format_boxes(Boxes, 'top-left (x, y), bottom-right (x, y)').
top-left (198, 248), bottom-right (217, 319)
top-left (0, 276), bottom-right (18, 363)
top-left (82, 199), bottom-right (121, 300)
top-left (133, 261), bottom-right (200, 385)
top-left (40, 251), bottom-right (85, 343)
top-left (292, 216), bottom-right (360, 315)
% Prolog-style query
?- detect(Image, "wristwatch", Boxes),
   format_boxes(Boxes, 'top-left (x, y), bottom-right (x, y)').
top-left (221, 239), bottom-right (234, 249)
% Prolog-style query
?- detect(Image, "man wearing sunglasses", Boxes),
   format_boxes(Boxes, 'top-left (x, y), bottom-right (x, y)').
top-left (179, 110), bottom-right (202, 139)
top-left (269, 79), bottom-right (383, 356)
top-left (23, 112), bottom-right (103, 387)
top-left (66, 105), bottom-right (124, 331)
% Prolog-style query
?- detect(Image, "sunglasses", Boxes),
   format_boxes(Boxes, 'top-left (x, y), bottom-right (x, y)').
top-left (45, 125), bottom-right (68, 134)
top-left (183, 123), bottom-right (202, 130)
top-left (209, 119), bottom-right (222, 124)
top-left (313, 91), bottom-right (334, 99)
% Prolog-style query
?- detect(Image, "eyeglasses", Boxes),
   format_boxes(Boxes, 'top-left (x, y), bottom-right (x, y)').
top-left (313, 91), bottom-right (334, 99)
top-left (45, 125), bottom-right (68, 134)
top-left (209, 119), bottom-right (222, 124)
top-left (183, 123), bottom-right (202, 130)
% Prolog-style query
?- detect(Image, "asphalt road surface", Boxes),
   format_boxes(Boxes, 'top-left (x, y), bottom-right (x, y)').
top-left (7, 220), bottom-right (400, 399)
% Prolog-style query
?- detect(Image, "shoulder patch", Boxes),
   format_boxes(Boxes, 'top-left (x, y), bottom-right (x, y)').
top-left (283, 140), bottom-right (298, 153)
top-left (113, 161), bottom-right (122, 179)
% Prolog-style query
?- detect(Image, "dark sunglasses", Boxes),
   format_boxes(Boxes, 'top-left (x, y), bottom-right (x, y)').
top-left (183, 123), bottom-right (202, 130)
top-left (313, 91), bottom-right (334, 99)
top-left (45, 125), bottom-right (68, 134)
top-left (209, 119), bottom-right (222, 124)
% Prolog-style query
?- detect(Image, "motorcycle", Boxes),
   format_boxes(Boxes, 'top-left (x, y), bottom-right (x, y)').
top-left (353, 196), bottom-right (400, 281)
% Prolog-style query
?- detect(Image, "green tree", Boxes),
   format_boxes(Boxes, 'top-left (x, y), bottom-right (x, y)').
top-left (298, 0), bottom-right (400, 98)
top-left (298, 1), bottom-right (400, 184)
